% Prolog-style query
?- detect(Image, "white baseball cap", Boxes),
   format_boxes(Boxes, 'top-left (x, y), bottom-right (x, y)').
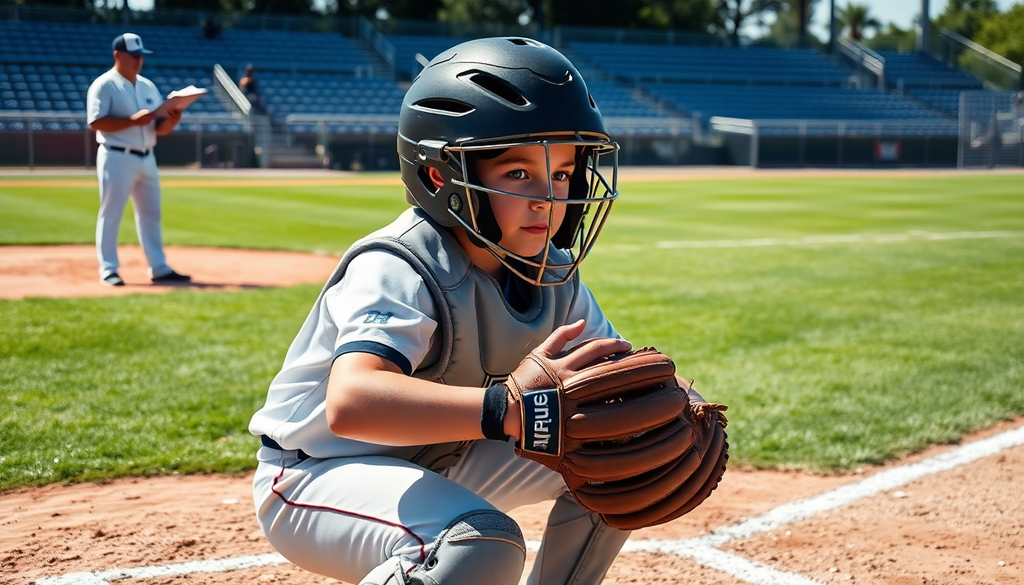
top-left (112, 33), bottom-right (154, 55)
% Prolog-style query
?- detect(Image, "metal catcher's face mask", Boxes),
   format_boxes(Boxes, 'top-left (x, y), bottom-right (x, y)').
top-left (445, 135), bottom-right (619, 287)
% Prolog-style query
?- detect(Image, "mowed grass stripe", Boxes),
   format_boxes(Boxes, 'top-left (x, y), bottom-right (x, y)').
top-left (0, 182), bottom-right (409, 251)
top-left (0, 173), bottom-right (1022, 488)
top-left (585, 236), bottom-right (1023, 469)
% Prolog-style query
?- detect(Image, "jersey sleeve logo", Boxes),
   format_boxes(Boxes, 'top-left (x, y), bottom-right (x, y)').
top-left (363, 310), bottom-right (394, 325)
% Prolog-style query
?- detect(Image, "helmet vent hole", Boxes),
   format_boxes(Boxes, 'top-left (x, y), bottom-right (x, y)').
top-left (507, 38), bottom-right (543, 47)
top-left (464, 71), bottom-right (529, 107)
top-left (412, 98), bottom-right (475, 116)
top-left (588, 93), bottom-right (596, 109)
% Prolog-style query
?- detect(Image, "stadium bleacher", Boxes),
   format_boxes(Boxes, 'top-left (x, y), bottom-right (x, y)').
top-left (877, 51), bottom-right (983, 89)
top-left (386, 34), bottom-right (471, 79)
top-left (0, 18), bottom-right (394, 137)
top-left (647, 84), bottom-right (947, 121)
top-left (871, 51), bottom-right (985, 119)
top-left (0, 62), bottom-right (236, 132)
top-left (0, 20), bottom-right (371, 73)
top-left (0, 13), bottom-right (1002, 167)
top-left (568, 43), bottom-right (854, 86)
top-left (383, 34), bottom-right (666, 122)
top-left (560, 41), bottom-right (975, 131)
top-left (904, 88), bottom-right (966, 118)
top-left (260, 72), bottom-right (405, 133)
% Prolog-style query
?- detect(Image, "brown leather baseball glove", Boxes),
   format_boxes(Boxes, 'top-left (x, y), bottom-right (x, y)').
top-left (504, 340), bottom-right (728, 530)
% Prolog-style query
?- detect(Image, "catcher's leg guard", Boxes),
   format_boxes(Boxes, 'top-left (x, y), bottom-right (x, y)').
top-left (359, 510), bottom-right (526, 585)
top-left (527, 493), bottom-right (631, 585)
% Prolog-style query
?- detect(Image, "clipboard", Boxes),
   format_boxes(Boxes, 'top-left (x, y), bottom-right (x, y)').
top-left (155, 85), bottom-right (208, 115)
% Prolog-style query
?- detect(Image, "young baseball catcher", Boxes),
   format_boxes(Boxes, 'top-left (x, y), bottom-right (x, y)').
top-left (249, 37), bottom-right (728, 585)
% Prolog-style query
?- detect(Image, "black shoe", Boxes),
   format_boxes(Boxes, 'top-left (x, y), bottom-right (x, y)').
top-left (152, 270), bottom-right (191, 284)
top-left (101, 273), bottom-right (125, 287)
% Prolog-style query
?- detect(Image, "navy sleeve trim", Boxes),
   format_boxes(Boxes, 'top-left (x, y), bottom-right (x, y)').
top-left (334, 341), bottom-right (413, 376)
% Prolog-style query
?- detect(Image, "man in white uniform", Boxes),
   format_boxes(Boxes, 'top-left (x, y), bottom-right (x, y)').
top-left (87, 33), bottom-right (189, 286)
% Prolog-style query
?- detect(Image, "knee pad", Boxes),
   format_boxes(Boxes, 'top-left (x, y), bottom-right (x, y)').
top-left (364, 510), bottom-right (525, 585)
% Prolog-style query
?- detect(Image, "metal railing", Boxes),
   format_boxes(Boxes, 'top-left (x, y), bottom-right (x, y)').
top-left (284, 113), bottom-right (695, 136)
top-left (212, 63), bottom-right (271, 168)
top-left (359, 16), bottom-right (396, 78)
top-left (836, 36), bottom-right (886, 89)
top-left (0, 111), bottom-right (253, 168)
top-left (710, 116), bottom-right (960, 167)
top-left (213, 64), bottom-right (251, 117)
top-left (933, 28), bottom-right (1023, 91)
top-left (282, 113), bottom-right (698, 167)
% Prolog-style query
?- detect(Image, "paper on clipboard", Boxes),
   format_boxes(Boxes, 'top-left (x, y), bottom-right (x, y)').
top-left (155, 85), bottom-right (208, 115)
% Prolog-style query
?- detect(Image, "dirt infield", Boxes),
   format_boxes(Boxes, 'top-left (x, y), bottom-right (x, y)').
top-left (3, 420), bottom-right (1021, 585)
top-left (2, 229), bottom-right (1022, 584)
top-left (0, 245), bottom-right (340, 300)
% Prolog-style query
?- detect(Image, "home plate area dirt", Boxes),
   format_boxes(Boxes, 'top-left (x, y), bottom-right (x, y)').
top-left (3, 419), bottom-right (1022, 585)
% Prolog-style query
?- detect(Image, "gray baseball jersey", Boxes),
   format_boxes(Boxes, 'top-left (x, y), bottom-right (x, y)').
top-left (250, 207), bottom-right (624, 584)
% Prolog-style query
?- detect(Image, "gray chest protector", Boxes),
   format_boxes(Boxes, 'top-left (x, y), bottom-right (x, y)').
top-left (323, 208), bottom-right (579, 468)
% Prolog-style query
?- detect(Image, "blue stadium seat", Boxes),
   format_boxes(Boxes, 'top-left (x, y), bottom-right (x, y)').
top-left (2, 20), bottom-right (371, 74)
top-left (877, 51), bottom-right (982, 90)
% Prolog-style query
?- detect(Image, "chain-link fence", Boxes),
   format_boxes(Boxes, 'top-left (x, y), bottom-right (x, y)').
top-left (958, 90), bottom-right (1024, 168)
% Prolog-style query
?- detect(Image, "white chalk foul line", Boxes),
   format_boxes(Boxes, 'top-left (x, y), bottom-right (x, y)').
top-left (34, 553), bottom-right (290, 585)
top-left (628, 540), bottom-right (824, 585)
top-left (694, 424), bottom-right (1024, 549)
top-left (629, 230), bottom-right (1024, 250)
top-left (34, 424), bottom-right (1024, 585)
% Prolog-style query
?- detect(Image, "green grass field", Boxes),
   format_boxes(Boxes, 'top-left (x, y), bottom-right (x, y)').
top-left (1, 172), bottom-right (1022, 490)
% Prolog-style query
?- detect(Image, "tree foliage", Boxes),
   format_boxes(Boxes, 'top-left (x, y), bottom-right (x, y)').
top-left (712, 0), bottom-right (781, 45)
top-left (837, 2), bottom-right (880, 41)
top-left (155, 0), bottom-right (318, 14)
top-left (934, 0), bottom-right (998, 40)
top-left (973, 3), bottom-right (1024, 67)
top-left (436, 0), bottom-right (531, 24)
top-left (760, 0), bottom-right (820, 47)
top-left (635, 0), bottom-right (715, 30)
top-left (3, 0), bottom-right (92, 6)
top-left (538, 0), bottom-right (715, 30)
top-left (866, 22), bottom-right (915, 52)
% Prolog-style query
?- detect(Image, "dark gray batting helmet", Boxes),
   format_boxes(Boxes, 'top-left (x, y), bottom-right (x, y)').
top-left (397, 36), bottom-right (619, 286)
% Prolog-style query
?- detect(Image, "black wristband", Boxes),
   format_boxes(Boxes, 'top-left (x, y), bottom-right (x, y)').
top-left (481, 383), bottom-right (510, 441)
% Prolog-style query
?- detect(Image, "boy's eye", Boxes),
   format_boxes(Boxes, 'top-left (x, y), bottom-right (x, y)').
top-left (506, 169), bottom-right (529, 180)
top-left (552, 171), bottom-right (572, 182)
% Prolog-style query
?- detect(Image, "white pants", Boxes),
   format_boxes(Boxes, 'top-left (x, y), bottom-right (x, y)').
top-left (95, 145), bottom-right (170, 279)
top-left (253, 440), bottom-right (568, 584)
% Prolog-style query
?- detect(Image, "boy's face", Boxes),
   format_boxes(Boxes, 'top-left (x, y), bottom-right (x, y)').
top-left (474, 143), bottom-right (576, 259)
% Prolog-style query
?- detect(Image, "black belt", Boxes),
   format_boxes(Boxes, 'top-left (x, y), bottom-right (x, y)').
top-left (108, 146), bottom-right (151, 157)
top-left (261, 435), bottom-right (310, 461)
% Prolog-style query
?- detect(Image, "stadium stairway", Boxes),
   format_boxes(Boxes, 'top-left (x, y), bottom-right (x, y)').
top-left (268, 131), bottom-right (325, 168)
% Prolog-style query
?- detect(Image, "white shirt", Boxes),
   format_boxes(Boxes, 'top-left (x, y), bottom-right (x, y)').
top-left (87, 68), bottom-right (162, 150)
top-left (249, 249), bottom-right (619, 457)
